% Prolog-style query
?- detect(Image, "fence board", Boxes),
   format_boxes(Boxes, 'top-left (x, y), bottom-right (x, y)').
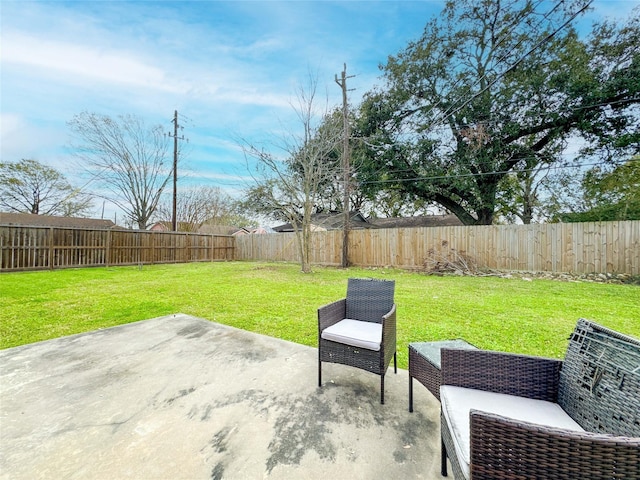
top-left (3, 221), bottom-right (638, 275)
top-left (234, 220), bottom-right (640, 275)
top-left (0, 226), bottom-right (235, 271)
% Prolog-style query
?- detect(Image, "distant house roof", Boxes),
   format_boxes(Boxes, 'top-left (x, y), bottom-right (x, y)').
top-left (0, 212), bottom-right (118, 229)
top-left (231, 227), bottom-right (252, 236)
top-left (198, 224), bottom-right (244, 236)
top-left (149, 221), bottom-right (207, 232)
top-left (368, 214), bottom-right (463, 229)
top-left (272, 213), bottom-right (464, 232)
top-left (149, 222), bottom-right (254, 235)
top-left (251, 226), bottom-right (275, 234)
top-left (272, 212), bottom-right (370, 233)
top-left (149, 222), bottom-right (170, 232)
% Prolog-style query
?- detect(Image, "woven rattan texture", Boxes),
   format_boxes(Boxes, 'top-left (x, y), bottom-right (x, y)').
top-left (558, 318), bottom-right (640, 437)
top-left (318, 278), bottom-right (396, 403)
top-left (345, 278), bottom-right (395, 323)
top-left (440, 319), bottom-right (640, 479)
top-left (470, 411), bottom-right (640, 480)
top-left (441, 349), bottom-right (562, 401)
top-left (441, 412), bottom-right (467, 479)
top-left (409, 345), bottom-right (443, 401)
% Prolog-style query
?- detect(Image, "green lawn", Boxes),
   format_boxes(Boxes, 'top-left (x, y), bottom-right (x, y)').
top-left (1, 261), bottom-right (638, 369)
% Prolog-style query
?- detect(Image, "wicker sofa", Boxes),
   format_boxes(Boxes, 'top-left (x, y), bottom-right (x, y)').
top-left (440, 318), bottom-right (640, 480)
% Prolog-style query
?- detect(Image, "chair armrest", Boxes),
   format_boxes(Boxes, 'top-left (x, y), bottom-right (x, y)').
top-left (441, 349), bottom-right (562, 401)
top-left (382, 303), bottom-right (396, 323)
top-left (318, 298), bottom-right (346, 332)
top-left (381, 303), bottom-right (397, 369)
top-left (381, 303), bottom-right (397, 346)
top-left (469, 410), bottom-right (640, 479)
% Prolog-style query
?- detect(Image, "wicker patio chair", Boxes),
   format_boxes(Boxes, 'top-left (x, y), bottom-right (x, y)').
top-left (318, 278), bottom-right (396, 404)
top-left (440, 319), bottom-right (640, 480)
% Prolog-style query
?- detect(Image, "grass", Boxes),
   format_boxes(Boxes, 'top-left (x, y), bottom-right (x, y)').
top-left (1, 261), bottom-right (639, 369)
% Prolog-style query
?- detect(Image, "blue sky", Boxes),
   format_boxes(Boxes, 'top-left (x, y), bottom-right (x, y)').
top-left (1, 0), bottom-right (637, 222)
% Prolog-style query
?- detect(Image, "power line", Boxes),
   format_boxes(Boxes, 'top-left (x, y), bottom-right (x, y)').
top-left (358, 0), bottom-right (602, 180)
top-left (393, 96), bottom-right (640, 134)
top-left (359, 158), bottom-right (639, 186)
top-left (356, 94), bottom-right (640, 179)
top-left (429, 0), bottom-right (594, 130)
top-left (404, 0), bottom-right (563, 129)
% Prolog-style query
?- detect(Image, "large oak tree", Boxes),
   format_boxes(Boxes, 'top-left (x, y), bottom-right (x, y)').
top-left (354, 0), bottom-right (639, 225)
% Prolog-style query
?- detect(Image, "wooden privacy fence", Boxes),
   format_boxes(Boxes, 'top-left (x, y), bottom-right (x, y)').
top-left (235, 220), bottom-right (640, 275)
top-left (2, 220), bottom-right (639, 275)
top-left (0, 226), bottom-right (235, 271)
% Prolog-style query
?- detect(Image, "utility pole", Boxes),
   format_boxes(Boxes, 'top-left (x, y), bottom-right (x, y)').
top-left (335, 63), bottom-right (355, 268)
top-left (167, 110), bottom-right (186, 231)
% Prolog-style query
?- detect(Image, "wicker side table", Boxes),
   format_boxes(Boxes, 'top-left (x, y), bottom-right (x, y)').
top-left (409, 340), bottom-right (477, 411)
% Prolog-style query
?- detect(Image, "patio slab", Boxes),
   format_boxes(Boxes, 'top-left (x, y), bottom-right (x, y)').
top-left (0, 314), bottom-right (443, 479)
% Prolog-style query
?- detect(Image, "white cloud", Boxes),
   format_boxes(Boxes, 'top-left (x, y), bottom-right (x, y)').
top-left (0, 114), bottom-right (24, 142)
top-left (184, 170), bottom-right (253, 183)
top-left (1, 30), bottom-right (295, 117)
top-left (0, 113), bottom-right (62, 161)
top-left (1, 32), bottom-right (186, 94)
top-left (5, 0), bottom-right (627, 219)
top-left (589, 0), bottom-right (638, 21)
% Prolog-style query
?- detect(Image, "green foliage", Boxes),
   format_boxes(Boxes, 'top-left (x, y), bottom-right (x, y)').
top-left (557, 157), bottom-right (640, 221)
top-left (2, 262), bottom-right (639, 367)
top-left (0, 159), bottom-right (93, 216)
top-left (352, 0), bottom-right (639, 225)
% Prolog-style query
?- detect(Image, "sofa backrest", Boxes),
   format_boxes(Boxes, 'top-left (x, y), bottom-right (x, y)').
top-left (558, 318), bottom-right (640, 437)
top-left (345, 278), bottom-right (395, 324)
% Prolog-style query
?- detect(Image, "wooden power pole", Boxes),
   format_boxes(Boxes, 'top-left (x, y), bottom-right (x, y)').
top-left (168, 110), bottom-right (186, 231)
top-left (335, 63), bottom-right (354, 268)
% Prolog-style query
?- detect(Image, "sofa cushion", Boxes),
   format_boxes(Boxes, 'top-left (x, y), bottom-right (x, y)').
top-left (440, 385), bottom-right (585, 480)
top-left (321, 319), bottom-right (382, 351)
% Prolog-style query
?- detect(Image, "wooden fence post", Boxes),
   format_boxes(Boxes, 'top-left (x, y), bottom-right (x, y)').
top-left (151, 231), bottom-right (155, 265)
top-left (48, 227), bottom-right (54, 270)
top-left (106, 230), bottom-right (111, 267)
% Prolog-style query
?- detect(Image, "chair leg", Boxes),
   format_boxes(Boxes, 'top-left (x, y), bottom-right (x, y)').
top-left (441, 438), bottom-right (448, 476)
top-left (318, 350), bottom-right (322, 387)
top-left (409, 375), bottom-right (413, 412)
top-left (380, 374), bottom-right (385, 404)
top-left (393, 351), bottom-right (397, 374)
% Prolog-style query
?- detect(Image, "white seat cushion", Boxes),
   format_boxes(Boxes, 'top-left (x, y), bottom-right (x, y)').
top-left (321, 319), bottom-right (382, 351)
top-left (440, 385), bottom-right (585, 480)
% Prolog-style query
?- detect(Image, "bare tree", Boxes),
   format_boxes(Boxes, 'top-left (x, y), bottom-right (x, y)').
top-left (68, 112), bottom-right (171, 229)
top-left (241, 74), bottom-right (343, 273)
top-left (156, 186), bottom-right (239, 232)
top-left (0, 159), bottom-right (93, 216)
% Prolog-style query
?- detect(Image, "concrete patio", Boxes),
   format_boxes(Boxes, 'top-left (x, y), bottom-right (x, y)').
top-left (0, 314), bottom-right (443, 479)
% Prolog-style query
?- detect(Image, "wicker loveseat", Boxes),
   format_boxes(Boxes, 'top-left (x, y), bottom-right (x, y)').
top-left (440, 318), bottom-right (640, 480)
